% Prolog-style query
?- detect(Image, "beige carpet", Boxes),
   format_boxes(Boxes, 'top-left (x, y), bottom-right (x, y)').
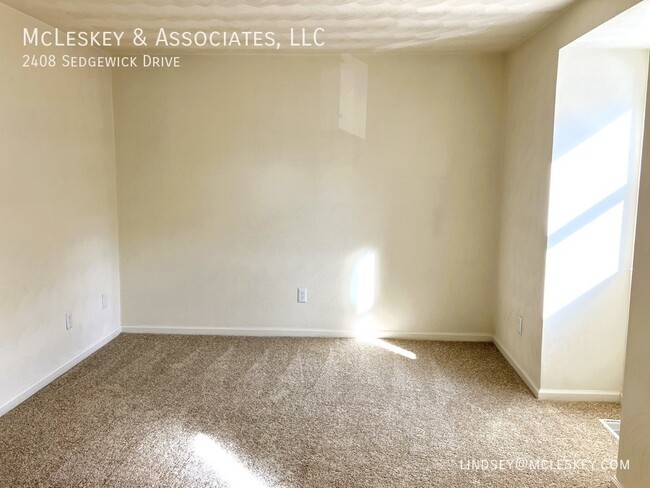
top-left (0, 335), bottom-right (620, 487)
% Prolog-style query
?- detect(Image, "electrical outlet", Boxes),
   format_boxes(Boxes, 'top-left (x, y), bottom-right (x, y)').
top-left (297, 288), bottom-right (308, 303)
top-left (65, 311), bottom-right (74, 331)
top-left (102, 293), bottom-right (108, 310)
top-left (517, 315), bottom-right (523, 335)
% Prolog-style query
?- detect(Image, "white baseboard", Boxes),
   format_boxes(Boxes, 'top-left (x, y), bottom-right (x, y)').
top-left (121, 325), bottom-right (493, 342)
top-left (610, 476), bottom-right (625, 488)
top-left (492, 336), bottom-right (540, 397)
top-left (0, 326), bottom-right (121, 417)
top-left (537, 388), bottom-right (621, 402)
top-left (490, 337), bottom-right (621, 402)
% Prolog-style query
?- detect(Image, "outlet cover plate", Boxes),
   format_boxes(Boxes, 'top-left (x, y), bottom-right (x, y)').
top-left (65, 312), bottom-right (73, 330)
top-left (297, 288), bottom-right (308, 303)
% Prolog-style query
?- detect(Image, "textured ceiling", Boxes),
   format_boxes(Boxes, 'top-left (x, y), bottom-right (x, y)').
top-left (3, 0), bottom-right (576, 52)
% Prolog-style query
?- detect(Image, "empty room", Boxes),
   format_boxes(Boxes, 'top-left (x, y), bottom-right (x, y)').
top-left (1, 1), bottom-right (650, 487)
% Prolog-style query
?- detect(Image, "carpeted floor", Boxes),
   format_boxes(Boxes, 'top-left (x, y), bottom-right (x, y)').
top-left (0, 334), bottom-right (621, 487)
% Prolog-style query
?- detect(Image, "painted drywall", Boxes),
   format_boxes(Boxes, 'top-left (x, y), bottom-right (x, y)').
top-left (0, 4), bottom-right (121, 413)
top-left (617, 63), bottom-right (650, 488)
top-left (113, 53), bottom-right (504, 336)
top-left (495, 0), bottom-right (641, 392)
top-left (541, 48), bottom-right (649, 393)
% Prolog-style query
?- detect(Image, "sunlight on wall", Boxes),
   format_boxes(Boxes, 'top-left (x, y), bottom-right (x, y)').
top-left (353, 313), bottom-right (377, 337)
top-left (543, 110), bottom-right (633, 318)
top-left (349, 251), bottom-right (416, 359)
top-left (339, 54), bottom-right (368, 139)
top-left (547, 112), bottom-right (631, 235)
top-left (544, 203), bottom-right (624, 317)
top-left (351, 250), bottom-right (376, 315)
top-left (192, 433), bottom-right (271, 488)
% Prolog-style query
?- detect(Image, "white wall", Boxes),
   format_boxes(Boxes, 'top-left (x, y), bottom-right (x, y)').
top-left (495, 0), bottom-right (641, 393)
top-left (617, 65), bottom-right (650, 488)
top-left (0, 4), bottom-right (121, 413)
top-left (540, 48), bottom-right (648, 395)
top-left (113, 53), bottom-right (504, 337)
